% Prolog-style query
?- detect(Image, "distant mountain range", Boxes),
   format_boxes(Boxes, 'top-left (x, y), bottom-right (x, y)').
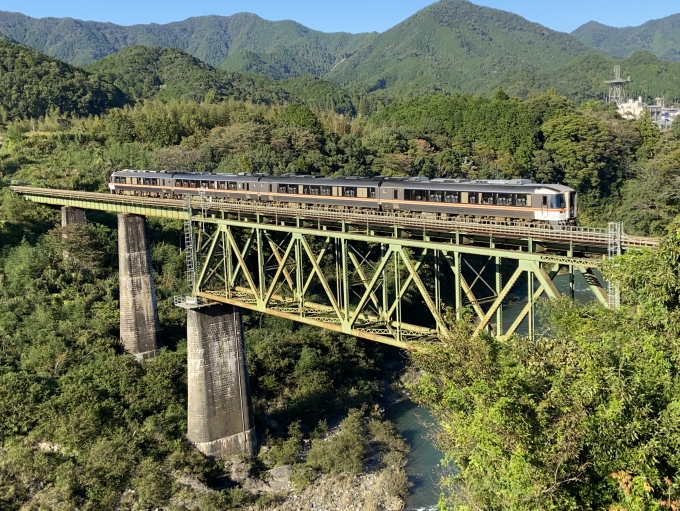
top-left (0, 0), bottom-right (679, 108)
top-left (572, 14), bottom-right (680, 62)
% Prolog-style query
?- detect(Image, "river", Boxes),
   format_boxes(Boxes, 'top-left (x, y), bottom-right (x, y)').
top-left (387, 270), bottom-right (603, 510)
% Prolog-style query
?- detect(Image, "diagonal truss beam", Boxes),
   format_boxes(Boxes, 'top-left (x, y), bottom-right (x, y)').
top-left (398, 249), bottom-right (449, 336)
top-left (474, 265), bottom-right (524, 335)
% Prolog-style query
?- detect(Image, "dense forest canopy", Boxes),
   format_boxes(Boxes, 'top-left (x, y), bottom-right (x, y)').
top-left (573, 14), bottom-right (680, 62)
top-left (2, 10), bottom-right (680, 508)
top-left (3, 0), bottom-right (680, 100)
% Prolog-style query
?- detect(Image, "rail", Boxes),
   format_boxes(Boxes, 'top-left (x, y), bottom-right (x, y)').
top-left (10, 186), bottom-right (659, 250)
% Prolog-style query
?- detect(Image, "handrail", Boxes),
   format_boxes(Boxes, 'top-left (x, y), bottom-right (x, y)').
top-left (10, 186), bottom-right (659, 249)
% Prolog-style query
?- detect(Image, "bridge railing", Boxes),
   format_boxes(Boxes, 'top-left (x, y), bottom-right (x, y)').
top-left (10, 186), bottom-right (658, 249)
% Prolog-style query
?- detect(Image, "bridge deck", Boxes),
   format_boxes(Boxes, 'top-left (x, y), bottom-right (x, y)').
top-left (11, 186), bottom-right (658, 252)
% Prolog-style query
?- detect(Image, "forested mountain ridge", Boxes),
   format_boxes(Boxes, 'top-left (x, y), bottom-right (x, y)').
top-left (0, 10), bottom-right (374, 76)
top-left (325, 0), bottom-right (592, 94)
top-left (573, 14), bottom-right (680, 62)
top-left (1, 0), bottom-right (592, 94)
top-left (0, 40), bottom-right (128, 119)
top-left (83, 46), bottom-right (295, 105)
top-left (497, 51), bottom-right (680, 104)
top-left (83, 46), bottom-right (378, 115)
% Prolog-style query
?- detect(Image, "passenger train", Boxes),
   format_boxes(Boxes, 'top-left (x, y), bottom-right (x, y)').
top-left (109, 170), bottom-right (577, 225)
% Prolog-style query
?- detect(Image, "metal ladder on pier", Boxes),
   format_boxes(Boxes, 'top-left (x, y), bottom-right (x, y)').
top-left (607, 222), bottom-right (622, 309)
top-left (184, 196), bottom-right (196, 295)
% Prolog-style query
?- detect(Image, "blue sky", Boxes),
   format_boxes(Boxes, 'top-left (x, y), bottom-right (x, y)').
top-left (11, 0), bottom-right (680, 34)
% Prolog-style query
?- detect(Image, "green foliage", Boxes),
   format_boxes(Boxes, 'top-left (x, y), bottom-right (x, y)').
top-left (0, 10), bottom-right (373, 72)
top-left (306, 409), bottom-right (368, 476)
top-left (0, 40), bottom-right (128, 120)
top-left (573, 15), bottom-right (680, 61)
top-left (409, 227), bottom-right (680, 509)
top-left (85, 46), bottom-right (294, 105)
top-left (543, 112), bottom-right (623, 194)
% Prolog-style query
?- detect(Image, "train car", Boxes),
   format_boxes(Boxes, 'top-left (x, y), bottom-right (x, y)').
top-left (172, 172), bottom-right (260, 201)
top-left (109, 170), bottom-right (175, 197)
top-left (108, 170), bottom-right (577, 225)
top-left (380, 177), bottom-right (575, 224)
top-left (257, 175), bottom-right (382, 209)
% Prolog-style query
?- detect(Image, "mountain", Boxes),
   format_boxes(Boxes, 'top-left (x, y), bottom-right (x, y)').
top-left (324, 0), bottom-right (592, 95)
top-left (572, 14), bottom-right (680, 62)
top-left (84, 46), bottom-right (293, 104)
top-left (0, 40), bottom-right (127, 119)
top-left (497, 50), bottom-right (680, 103)
top-left (0, 10), bottom-right (374, 76)
top-left (85, 45), bottom-right (364, 114)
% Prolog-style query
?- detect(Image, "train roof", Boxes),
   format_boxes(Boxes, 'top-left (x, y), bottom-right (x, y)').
top-left (111, 170), bottom-right (574, 193)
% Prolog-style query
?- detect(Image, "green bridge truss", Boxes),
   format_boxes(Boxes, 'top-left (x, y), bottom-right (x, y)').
top-left (13, 186), bottom-right (657, 347)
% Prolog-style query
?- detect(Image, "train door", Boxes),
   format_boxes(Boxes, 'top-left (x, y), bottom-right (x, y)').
top-left (541, 195), bottom-right (549, 219)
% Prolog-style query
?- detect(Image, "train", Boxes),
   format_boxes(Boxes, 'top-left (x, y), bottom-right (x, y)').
top-left (108, 170), bottom-right (577, 225)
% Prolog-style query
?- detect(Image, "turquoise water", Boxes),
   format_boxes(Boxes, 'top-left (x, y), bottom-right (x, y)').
top-left (385, 399), bottom-right (443, 511)
top-left (388, 271), bottom-right (602, 509)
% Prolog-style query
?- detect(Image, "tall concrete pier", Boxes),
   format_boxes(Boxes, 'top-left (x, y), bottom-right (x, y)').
top-left (118, 214), bottom-right (160, 360)
top-left (61, 206), bottom-right (86, 226)
top-left (187, 303), bottom-right (256, 458)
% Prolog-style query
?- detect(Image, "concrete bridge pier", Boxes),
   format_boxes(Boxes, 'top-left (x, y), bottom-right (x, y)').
top-left (61, 206), bottom-right (86, 226)
top-left (118, 214), bottom-right (160, 360)
top-left (186, 303), bottom-right (256, 458)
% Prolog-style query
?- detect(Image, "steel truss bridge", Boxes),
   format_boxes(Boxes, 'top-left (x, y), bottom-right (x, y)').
top-left (12, 186), bottom-right (658, 348)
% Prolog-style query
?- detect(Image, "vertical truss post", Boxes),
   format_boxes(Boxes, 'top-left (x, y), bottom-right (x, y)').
top-left (394, 248), bottom-right (402, 344)
top-left (608, 221), bottom-right (622, 309)
top-left (381, 244), bottom-right (388, 321)
top-left (454, 251), bottom-right (462, 320)
top-left (225, 228), bottom-right (233, 298)
top-left (496, 256), bottom-right (502, 336)
top-left (528, 269), bottom-right (535, 340)
top-left (256, 223), bottom-right (265, 304)
top-left (341, 223), bottom-right (349, 322)
top-left (434, 249), bottom-right (441, 318)
top-left (295, 235), bottom-right (303, 315)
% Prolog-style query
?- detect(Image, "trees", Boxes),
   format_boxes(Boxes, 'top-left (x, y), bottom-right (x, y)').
top-left (409, 223), bottom-right (680, 510)
top-left (543, 113), bottom-right (623, 195)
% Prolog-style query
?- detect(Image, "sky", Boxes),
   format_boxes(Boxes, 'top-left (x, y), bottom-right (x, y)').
top-left (8, 0), bottom-right (680, 34)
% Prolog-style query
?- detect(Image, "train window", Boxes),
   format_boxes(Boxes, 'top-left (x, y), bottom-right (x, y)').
top-left (200, 181), bottom-right (209, 189)
top-left (143, 178), bottom-right (151, 185)
top-left (321, 186), bottom-right (332, 196)
top-left (309, 185), bottom-right (320, 195)
top-left (344, 187), bottom-right (357, 197)
top-left (481, 193), bottom-right (494, 205)
top-left (542, 195), bottom-right (548, 207)
top-left (226, 182), bottom-right (236, 190)
top-left (288, 184), bottom-right (298, 194)
top-left (515, 194), bottom-right (528, 206)
top-left (405, 189), bottom-right (425, 201)
top-left (550, 194), bottom-right (566, 209)
top-left (429, 191), bottom-right (443, 202)
top-left (368, 188), bottom-right (376, 199)
top-left (210, 181), bottom-right (217, 189)
top-left (468, 194), bottom-right (477, 204)
top-left (189, 181), bottom-right (197, 188)
top-left (497, 193), bottom-right (513, 206)
top-left (394, 190), bottom-right (398, 200)
top-left (278, 184), bottom-right (287, 193)
top-left (444, 191), bottom-right (460, 203)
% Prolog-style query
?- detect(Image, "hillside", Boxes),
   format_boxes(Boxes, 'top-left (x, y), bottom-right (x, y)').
top-left (85, 46), bottom-right (366, 115)
top-left (0, 40), bottom-right (127, 119)
top-left (573, 14), bottom-right (680, 62)
top-left (325, 0), bottom-right (592, 94)
top-left (0, 10), bottom-right (373, 76)
top-left (84, 46), bottom-right (293, 104)
top-left (495, 51), bottom-right (680, 104)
